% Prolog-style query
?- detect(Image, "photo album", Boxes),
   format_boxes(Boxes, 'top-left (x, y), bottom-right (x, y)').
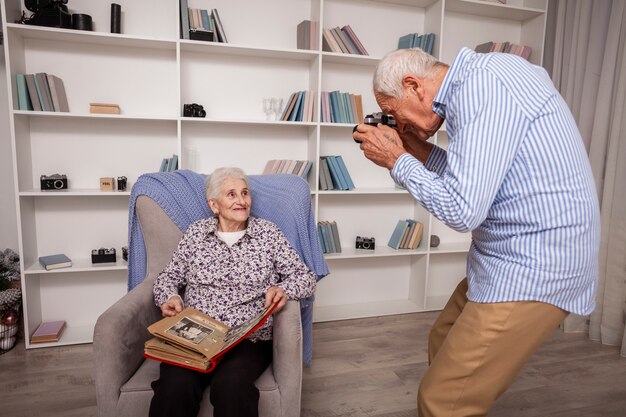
top-left (144, 302), bottom-right (278, 372)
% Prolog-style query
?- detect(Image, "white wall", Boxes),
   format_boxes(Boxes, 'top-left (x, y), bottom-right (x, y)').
top-left (0, 42), bottom-right (19, 252)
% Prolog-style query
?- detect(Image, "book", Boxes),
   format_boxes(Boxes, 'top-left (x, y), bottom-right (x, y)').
top-left (388, 220), bottom-right (409, 249)
top-left (38, 254), bottom-right (72, 271)
top-left (211, 9), bottom-right (227, 43)
top-left (144, 302), bottom-right (277, 372)
top-left (297, 20), bottom-right (312, 50)
top-left (24, 74), bottom-right (42, 111)
top-left (46, 74), bottom-right (69, 112)
top-left (341, 25), bottom-right (368, 55)
top-left (15, 74), bottom-right (33, 111)
top-left (90, 103), bottom-right (121, 114)
top-left (179, 0), bottom-right (190, 39)
top-left (31, 320), bottom-right (66, 343)
top-left (34, 73), bottom-right (54, 112)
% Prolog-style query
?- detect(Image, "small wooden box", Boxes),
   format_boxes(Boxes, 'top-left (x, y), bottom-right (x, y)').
top-left (100, 177), bottom-right (115, 191)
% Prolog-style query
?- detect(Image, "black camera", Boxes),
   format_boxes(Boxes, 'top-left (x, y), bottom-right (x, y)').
top-left (117, 176), bottom-right (127, 191)
top-left (23, 0), bottom-right (72, 29)
top-left (91, 248), bottom-right (116, 264)
top-left (183, 103), bottom-right (206, 118)
top-left (353, 112), bottom-right (397, 142)
top-left (355, 236), bottom-right (375, 250)
top-left (121, 246), bottom-right (128, 261)
top-left (41, 174), bottom-right (68, 190)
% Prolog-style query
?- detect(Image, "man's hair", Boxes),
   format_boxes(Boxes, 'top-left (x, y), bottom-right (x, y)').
top-left (373, 48), bottom-right (446, 99)
top-left (205, 167), bottom-right (249, 201)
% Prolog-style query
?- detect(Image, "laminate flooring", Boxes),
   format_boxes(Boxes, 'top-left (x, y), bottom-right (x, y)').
top-left (1, 311), bottom-right (625, 417)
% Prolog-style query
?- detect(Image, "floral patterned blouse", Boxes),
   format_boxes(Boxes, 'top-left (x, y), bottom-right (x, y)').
top-left (153, 216), bottom-right (316, 341)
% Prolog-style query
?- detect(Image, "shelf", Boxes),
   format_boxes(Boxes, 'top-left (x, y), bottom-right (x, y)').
top-left (6, 23), bottom-right (176, 50)
top-left (428, 241), bottom-right (471, 254)
top-left (321, 52), bottom-right (380, 66)
top-left (324, 246), bottom-right (427, 260)
top-left (319, 187), bottom-right (408, 195)
top-left (445, 0), bottom-right (545, 21)
top-left (13, 110), bottom-right (178, 122)
top-left (181, 117), bottom-right (318, 127)
top-left (24, 258), bottom-right (128, 275)
top-left (26, 324), bottom-right (94, 349)
top-left (313, 299), bottom-right (424, 322)
top-left (19, 189), bottom-right (131, 197)
top-left (180, 39), bottom-right (318, 61)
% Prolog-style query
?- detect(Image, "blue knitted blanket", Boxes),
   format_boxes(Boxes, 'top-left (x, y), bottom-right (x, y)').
top-left (127, 170), bottom-right (329, 365)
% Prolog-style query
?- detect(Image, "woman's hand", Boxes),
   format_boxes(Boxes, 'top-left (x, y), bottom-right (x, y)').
top-left (160, 295), bottom-right (183, 317)
top-left (265, 286), bottom-right (287, 313)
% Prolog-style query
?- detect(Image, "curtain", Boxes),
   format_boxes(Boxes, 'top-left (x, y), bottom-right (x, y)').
top-left (545, 0), bottom-right (626, 356)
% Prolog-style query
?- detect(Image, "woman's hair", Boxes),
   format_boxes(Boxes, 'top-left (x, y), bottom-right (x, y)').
top-left (205, 167), bottom-right (249, 201)
top-left (373, 48), bottom-right (446, 99)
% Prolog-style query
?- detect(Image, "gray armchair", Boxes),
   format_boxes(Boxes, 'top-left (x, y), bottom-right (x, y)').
top-left (93, 195), bottom-right (303, 417)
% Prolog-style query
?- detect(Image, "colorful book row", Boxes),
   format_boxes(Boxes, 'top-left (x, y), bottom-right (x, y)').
top-left (387, 219), bottom-right (424, 250)
top-left (296, 20), bottom-right (319, 51)
top-left (159, 154), bottom-right (179, 172)
top-left (179, 0), bottom-right (227, 42)
top-left (320, 91), bottom-right (363, 124)
top-left (397, 32), bottom-right (436, 55)
top-left (475, 41), bottom-right (532, 60)
top-left (262, 159), bottom-right (313, 179)
top-left (15, 73), bottom-right (69, 112)
top-left (281, 90), bottom-right (315, 122)
top-left (322, 25), bottom-right (368, 55)
top-left (318, 220), bottom-right (342, 254)
top-left (319, 155), bottom-right (354, 191)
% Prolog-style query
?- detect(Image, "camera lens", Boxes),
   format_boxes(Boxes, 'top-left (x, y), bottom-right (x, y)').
top-left (53, 179), bottom-right (64, 189)
top-left (362, 242), bottom-right (370, 249)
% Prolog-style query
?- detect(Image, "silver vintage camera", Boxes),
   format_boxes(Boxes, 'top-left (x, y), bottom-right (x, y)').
top-left (355, 236), bottom-right (375, 250)
top-left (91, 247), bottom-right (116, 264)
top-left (353, 112), bottom-right (397, 142)
top-left (40, 174), bottom-right (68, 190)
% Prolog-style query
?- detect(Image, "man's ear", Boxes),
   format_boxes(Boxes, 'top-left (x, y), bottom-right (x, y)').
top-left (402, 75), bottom-right (422, 98)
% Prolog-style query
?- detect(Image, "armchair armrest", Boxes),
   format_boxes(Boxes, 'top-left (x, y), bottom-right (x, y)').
top-left (93, 276), bottom-right (161, 417)
top-left (271, 300), bottom-right (302, 417)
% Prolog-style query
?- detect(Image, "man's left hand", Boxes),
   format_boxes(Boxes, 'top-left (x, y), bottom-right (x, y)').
top-left (353, 124), bottom-right (406, 170)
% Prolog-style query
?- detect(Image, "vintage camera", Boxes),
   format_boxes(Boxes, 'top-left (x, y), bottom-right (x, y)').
top-left (91, 247), bottom-right (116, 264)
top-left (353, 112), bottom-right (397, 142)
top-left (121, 246), bottom-right (128, 261)
top-left (183, 103), bottom-right (206, 118)
top-left (40, 174), bottom-right (68, 190)
top-left (355, 236), bottom-right (375, 250)
top-left (23, 0), bottom-right (72, 29)
top-left (117, 176), bottom-right (127, 191)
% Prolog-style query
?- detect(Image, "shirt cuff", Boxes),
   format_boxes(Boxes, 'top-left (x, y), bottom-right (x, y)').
top-left (391, 153), bottom-right (423, 185)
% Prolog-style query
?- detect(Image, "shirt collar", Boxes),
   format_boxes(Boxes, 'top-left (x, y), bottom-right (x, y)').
top-left (432, 47), bottom-right (475, 118)
top-left (205, 215), bottom-right (260, 239)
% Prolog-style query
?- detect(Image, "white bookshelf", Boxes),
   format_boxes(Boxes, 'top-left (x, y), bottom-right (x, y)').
top-left (1, 0), bottom-right (547, 347)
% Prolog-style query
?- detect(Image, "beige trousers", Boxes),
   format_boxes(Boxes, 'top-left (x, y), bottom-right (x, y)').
top-left (418, 278), bottom-right (568, 417)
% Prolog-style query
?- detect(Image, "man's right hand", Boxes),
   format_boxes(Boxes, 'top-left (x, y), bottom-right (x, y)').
top-left (160, 295), bottom-right (183, 317)
top-left (398, 129), bottom-right (434, 164)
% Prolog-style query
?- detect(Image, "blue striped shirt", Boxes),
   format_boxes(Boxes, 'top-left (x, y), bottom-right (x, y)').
top-left (391, 48), bottom-right (600, 315)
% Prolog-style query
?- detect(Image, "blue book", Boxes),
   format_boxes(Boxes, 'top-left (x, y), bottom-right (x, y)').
top-left (329, 91), bottom-right (340, 123)
top-left (317, 223), bottom-right (329, 253)
top-left (168, 154), bottom-right (178, 172)
top-left (328, 156), bottom-right (348, 190)
top-left (39, 254), bottom-right (72, 271)
top-left (426, 33), bottom-right (435, 55)
top-left (388, 220), bottom-right (409, 249)
top-left (300, 160), bottom-right (312, 179)
top-left (200, 9), bottom-right (213, 31)
top-left (294, 91), bottom-right (305, 122)
top-left (322, 156), bottom-right (340, 190)
top-left (334, 155), bottom-right (355, 190)
top-left (288, 91), bottom-right (304, 122)
top-left (322, 221), bottom-right (336, 253)
top-left (16, 74), bottom-right (33, 110)
top-left (398, 33), bottom-right (415, 49)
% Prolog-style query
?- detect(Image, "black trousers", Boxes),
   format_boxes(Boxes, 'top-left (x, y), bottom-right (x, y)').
top-left (149, 339), bottom-right (273, 417)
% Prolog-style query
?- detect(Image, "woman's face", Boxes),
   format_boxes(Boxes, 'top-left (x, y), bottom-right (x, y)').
top-left (208, 177), bottom-right (251, 231)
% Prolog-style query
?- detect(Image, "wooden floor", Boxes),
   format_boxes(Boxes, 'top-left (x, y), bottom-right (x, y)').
top-left (1, 311), bottom-right (625, 417)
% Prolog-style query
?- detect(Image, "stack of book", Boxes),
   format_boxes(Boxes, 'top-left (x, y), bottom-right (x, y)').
top-left (387, 219), bottom-right (424, 250)
top-left (281, 90), bottom-right (315, 122)
top-left (262, 159), bottom-right (312, 179)
top-left (317, 220), bottom-right (342, 254)
top-left (319, 155), bottom-right (354, 191)
top-left (297, 20), bottom-right (318, 51)
top-left (475, 41), bottom-right (532, 60)
top-left (320, 91), bottom-right (363, 124)
top-left (180, 0), bottom-right (227, 42)
top-left (159, 154), bottom-right (179, 172)
top-left (322, 25), bottom-right (368, 55)
top-left (15, 73), bottom-right (69, 112)
top-left (397, 33), bottom-right (436, 55)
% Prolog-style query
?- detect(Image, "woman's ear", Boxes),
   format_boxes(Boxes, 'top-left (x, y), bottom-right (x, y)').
top-left (207, 199), bottom-right (218, 214)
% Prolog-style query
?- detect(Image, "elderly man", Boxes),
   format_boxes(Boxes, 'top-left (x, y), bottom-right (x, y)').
top-left (353, 47), bottom-right (600, 416)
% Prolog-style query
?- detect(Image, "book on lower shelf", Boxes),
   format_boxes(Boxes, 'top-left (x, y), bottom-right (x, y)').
top-left (159, 154), bottom-right (179, 172)
top-left (320, 155), bottom-right (354, 191)
top-left (318, 220), bottom-right (341, 254)
top-left (38, 254), bottom-right (72, 271)
top-left (144, 303), bottom-right (277, 373)
top-left (16, 72), bottom-right (69, 112)
top-left (474, 41), bottom-right (532, 60)
top-left (262, 159), bottom-right (312, 179)
top-left (387, 219), bottom-right (424, 250)
top-left (397, 32), bottom-right (436, 55)
top-left (30, 320), bottom-right (66, 343)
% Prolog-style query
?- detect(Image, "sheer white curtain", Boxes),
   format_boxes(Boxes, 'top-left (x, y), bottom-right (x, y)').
top-left (545, 0), bottom-right (626, 356)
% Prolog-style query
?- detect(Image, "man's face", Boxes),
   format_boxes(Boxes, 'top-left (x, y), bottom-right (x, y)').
top-left (375, 78), bottom-right (443, 141)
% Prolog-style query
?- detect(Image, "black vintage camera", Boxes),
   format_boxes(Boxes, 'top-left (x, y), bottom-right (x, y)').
top-left (117, 176), bottom-right (127, 191)
top-left (121, 246), bottom-right (129, 262)
top-left (91, 248), bottom-right (116, 264)
top-left (353, 112), bottom-right (397, 142)
top-left (183, 103), bottom-right (206, 118)
top-left (355, 236), bottom-right (375, 250)
top-left (23, 0), bottom-right (72, 29)
top-left (41, 174), bottom-right (68, 190)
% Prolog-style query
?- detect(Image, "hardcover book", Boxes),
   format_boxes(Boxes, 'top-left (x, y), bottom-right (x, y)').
top-left (38, 254), bottom-right (72, 271)
top-left (144, 302), bottom-right (277, 373)
top-left (31, 320), bottom-right (66, 343)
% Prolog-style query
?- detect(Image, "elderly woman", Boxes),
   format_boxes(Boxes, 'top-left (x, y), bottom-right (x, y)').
top-left (149, 167), bottom-right (316, 417)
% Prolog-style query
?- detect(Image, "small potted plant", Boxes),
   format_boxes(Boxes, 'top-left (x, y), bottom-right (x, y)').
top-left (0, 249), bottom-right (21, 353)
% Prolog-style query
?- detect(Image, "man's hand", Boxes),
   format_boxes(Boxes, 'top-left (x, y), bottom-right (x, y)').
top-left (265, 286), bottom-right (287, 313)
top-left (353, 124), bottom-right (406, 170)
top-left (160, 295), bottom-right (183, 317)
top-left (397, 129), bottom-right (434, 164)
